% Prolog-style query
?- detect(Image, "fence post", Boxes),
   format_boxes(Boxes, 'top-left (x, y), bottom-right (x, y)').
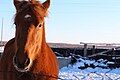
top-left (113, 48), bottom-right (117, 67)
top-left (84, 44), bottom-right (87, 57)
top-left (92, 45), bottom-right (95, 55)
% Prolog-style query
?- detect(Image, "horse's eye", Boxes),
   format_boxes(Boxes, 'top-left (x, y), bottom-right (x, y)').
top-left (37, 23), bottom-right (42, 29)
top-left (39, 24), bottom-right (42, 27)
top-left (14, 22), bottom-right (17, 25)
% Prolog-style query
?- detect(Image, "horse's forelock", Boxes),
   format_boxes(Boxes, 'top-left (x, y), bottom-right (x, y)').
top-left (15, 1), bottom-right (48, 19)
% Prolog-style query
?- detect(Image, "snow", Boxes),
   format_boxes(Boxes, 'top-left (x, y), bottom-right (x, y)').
top-left (0, 46), bottom-right (4, 53)
top-left (107, 61), bottom-right (115, 64)
top-left (59, 58), bottom-right (120, 80)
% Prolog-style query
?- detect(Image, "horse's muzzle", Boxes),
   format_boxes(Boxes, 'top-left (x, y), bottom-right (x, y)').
top-left (13, 56), bottom-right (31, 72)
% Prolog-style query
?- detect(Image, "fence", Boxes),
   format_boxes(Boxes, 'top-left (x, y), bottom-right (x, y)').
top-left (59, 69), bottom-right (120, 80)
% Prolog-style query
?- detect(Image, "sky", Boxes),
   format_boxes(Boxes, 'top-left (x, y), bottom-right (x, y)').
top-left (0, 0), bottom-right (120, 44)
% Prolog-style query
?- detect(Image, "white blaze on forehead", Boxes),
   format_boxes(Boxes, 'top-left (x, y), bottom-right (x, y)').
top-left (25, 14), bottom-right (31, 19)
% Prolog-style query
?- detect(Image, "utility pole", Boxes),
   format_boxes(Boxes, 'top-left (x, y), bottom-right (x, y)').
top-left (1, 17), bottom-right (3, 46)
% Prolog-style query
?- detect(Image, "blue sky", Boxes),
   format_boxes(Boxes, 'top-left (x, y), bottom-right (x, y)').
top-left (0, 0), bottom-right (120, 44)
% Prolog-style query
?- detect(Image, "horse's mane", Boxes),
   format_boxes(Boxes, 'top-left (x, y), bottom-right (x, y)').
top-left (14, 1), bottom-right (48, 22)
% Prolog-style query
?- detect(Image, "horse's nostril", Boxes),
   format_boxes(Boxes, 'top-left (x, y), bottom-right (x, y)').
top-left (25, 58), bottom-right (30, 67)
top-left (13, 56), bottom-right (17, 64)
top-left (13, 56), bottom-right (30, 70)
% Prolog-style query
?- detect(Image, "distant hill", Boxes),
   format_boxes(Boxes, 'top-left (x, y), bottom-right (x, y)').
top-left (48, 43), bottom-right (119, 49)
top-left (48, 43), bottom-right (81, 48)
top-left (0, 41), bottom-right (119, 49)
top-left (0, 41), bottom-right (7, 46)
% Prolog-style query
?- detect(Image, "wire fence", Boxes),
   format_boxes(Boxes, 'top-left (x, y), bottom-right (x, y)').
top-left (59, 69), bottom-right (120, 80)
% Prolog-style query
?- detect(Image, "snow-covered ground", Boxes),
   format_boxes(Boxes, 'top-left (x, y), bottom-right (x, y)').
top-left (0, 46), bottom-right (4, 54)
top-left (0, 46), bottom-right (4, 50)
top-left (59, 58), bottom-right (120, 80)
top-left (1, 47), bottom-right (120, 80)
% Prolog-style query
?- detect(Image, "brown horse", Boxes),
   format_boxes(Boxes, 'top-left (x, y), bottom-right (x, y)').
top-left (0, 0), bottom-right (59, 80)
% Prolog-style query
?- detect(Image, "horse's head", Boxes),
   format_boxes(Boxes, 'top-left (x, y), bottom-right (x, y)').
top-left (13, 0), bottom-right (50, 72)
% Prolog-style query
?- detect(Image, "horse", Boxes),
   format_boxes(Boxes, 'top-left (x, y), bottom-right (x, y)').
top-left (0, 0), bottom-right (59, 80)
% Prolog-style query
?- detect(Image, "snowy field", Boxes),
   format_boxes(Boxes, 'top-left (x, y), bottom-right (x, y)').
top-left (0, 47), bottom-right (4, 52)
top-left (59, 58), bottom-right (120, 80)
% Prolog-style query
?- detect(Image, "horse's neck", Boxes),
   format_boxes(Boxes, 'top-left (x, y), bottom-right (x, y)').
top-left (0, 38), bottom-right (16, 72)
top-left (33, 42), bottom-right (59, 77)
top-left (31, 26), bottom-right (51, 73)
top-left (2, 38), bottom-right (15, 60)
